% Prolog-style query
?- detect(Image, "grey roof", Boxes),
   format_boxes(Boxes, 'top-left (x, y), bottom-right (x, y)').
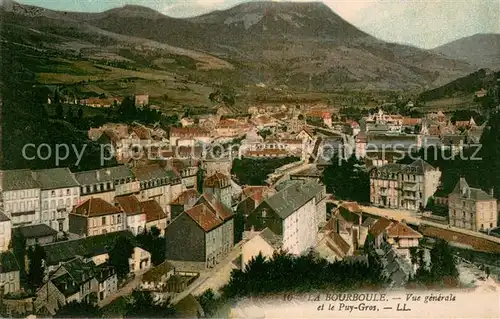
top-left (33, 168), bottom-right (79, 190)
top-left (73, 166), bottom-right (134, 185)
top-left (258, 228), bottom-right (282, 249)
top-left (0, 252), bottom-right (20, 273)
top-left (41, 230), bottom-right (138, 265)
top-left (452, 178), bottom-right (494, 201)
top-left (0, 169), bottom-right (40, 191)
top-left (262, 180), bottom-right (323, 219)
top-left (274, 179), bottom-right (301, 192)
top-left (15, 224), bottom-right (58, 239)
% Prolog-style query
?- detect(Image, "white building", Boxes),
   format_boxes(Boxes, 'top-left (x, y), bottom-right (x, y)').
top-left (33, 168), bottom-right (80, 234)
top-left (0, 169), bottom-right (41, 227)
top-left (132, 164), bottom-right (178, 213)
top-left (241, 228), bottom-right (282, 269)
top-left (246, 180), bottom-right (325, 255)
top-left (115, 195), bottom-right (146, 236)
top-left (0, 213), bottom-right (12, 252)
top-left (370, 159), bottom-right (441, 211)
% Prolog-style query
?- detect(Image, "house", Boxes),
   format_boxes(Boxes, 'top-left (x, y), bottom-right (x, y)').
top-left (132, 164), bottom-right (177, 213)
top-left (355, 132), bottom-right (367, 159)
top-left (164, 195), bottom-right (234, 268)
top-left (74, 166), bottom-right (140, 204)
top-left (370, 159), bottom-right (441, 211)
top-left (115, 195), bottom-right (146, 236)
top-left (141, 200), bottom-right (169, 235)
top-left (0, 252), bottom-right (21, 294)
top-left (315, 228), bottom-right (352, 262)
top-left (448, 178), bottom-right (497, 232)
top-left (475, 89), bottom-right (487, 98)
top-left (368, 218), bottom-right (422, 259)
top-left (0, 213), bottom-right (11, 252)
top-left (167, 159), bottom-right (198, 189)
top-left (169, 127), bottom-right (211, 147)
top-left (246, 180), bottom-right (325, 255)
top-left (79, 97), bottom-right (122, 108)
top-left (169, 189), bottom-right (200, 220)
top-left (240, 228), bottom-right (281, 269)
top-left (180, 118), bottom-right (195, 128)
top-left (236, 186), bottom-right (274, 217)
top-left (41, 230), bottom-right (151, 274)
top-left (69, 198), bottom-right (126, 237)
top-left (34, 257), bottom-right (99, 315)
top-left (33, 168), bottom-right (80, 234)
top-left (203, 173), bottom-right (232, 208)
top-left (202, 152), bottom-right (233, 177)
top-left (14, 224), bottom-right (57, 247)
top-left (135, 94), bottom-right (149, 107)
top-left (140, 260), bottom-right (175, 291)
top-left (95, 264), bottom-right (118, 303)
top-left (0, 169), bottom-right (41, 227)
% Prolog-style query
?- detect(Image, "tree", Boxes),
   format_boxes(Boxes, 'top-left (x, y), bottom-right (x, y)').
top-left (125, 290), bottom-right (176, 318)
top-left (77, 107), bottom-right (83, 120)
top-left (66, 104), bottom-right (74, 121)
top-left (55, 103), bottom-right (64, 119)
top-left (485, 266), bottom-right (491, 279)
top-left (108, 236), bottom-right (134, 279)
top-left (197, 289), bottom-right (222, 317)
top-left (137, 229), bottom-right (165, 266)
top-left (27, 245), bottom-right (46, 288)
top-left (12, 231), bottom-right (27, 284)
top-left (54, 301), bottom-right (101, 318)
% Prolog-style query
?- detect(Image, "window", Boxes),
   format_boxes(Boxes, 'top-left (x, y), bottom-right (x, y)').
top-left (59, 221), bottom-right (64, 232)
top-left (102, 229), bottom-right (107, 234)
top-left (102, 217), bottom-right (106, 225)
top-left (51, 190), bottom-right (55, 197)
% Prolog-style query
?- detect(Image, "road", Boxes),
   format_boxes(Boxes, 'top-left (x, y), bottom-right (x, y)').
top-left (99, 270), bottom-right (146, 308)
top-left (171, 242), bottom-right (244, 303)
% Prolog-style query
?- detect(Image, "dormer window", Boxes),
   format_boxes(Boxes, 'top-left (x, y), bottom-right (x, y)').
top-left (262, 209), bottom-right (267, 218)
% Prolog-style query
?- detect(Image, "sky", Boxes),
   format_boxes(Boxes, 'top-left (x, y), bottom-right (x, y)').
top-left (8, 0), bottom-right (500, 49)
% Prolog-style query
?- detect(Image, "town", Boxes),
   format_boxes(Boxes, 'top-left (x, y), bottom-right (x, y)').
top-left (1, 0), bottom-right (500, 318)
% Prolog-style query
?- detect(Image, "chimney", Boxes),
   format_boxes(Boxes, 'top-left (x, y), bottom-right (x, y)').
top-left (96, 171), bottom-right (100, 181)
top-left (490, 188), bottom-right (494, 197)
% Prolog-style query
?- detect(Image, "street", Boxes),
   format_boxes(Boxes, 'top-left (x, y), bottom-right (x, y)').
top-left (99, 270), bottom-right (147, 308)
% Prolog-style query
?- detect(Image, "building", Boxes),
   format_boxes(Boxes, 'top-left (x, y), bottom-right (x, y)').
top-left (448, 178), bottom-right (498, 232)
top-left (246, 180), bottom-right (324, 255)
top-left (41, 231), bottom-right (151, 274)
top-left (140, 261), bottom-right (175, 291)
top-left (0, 252), bottom-right (21, 294)
top-left (135, 94), bottom-right (149, 107)
top-left (132, 164), bottom-right (176, 213)
top-left (115, 195), bottom-right (146, 236)
top-left (368, 218), bottom-right (422, 259)
top-left (203, 173), bottom-right (232, 208)
top-left (370, 159), bottom-right (441, 211)
top-left (74, 166), bottom-right (140, 204)
top-left (14, 224), bottom-right (57, 247)
top-left (69, 198), bottom-right (126, 237)
top-left (95, 264), bottom-right (118, 303)
top-left (167, 159), bottom-right (198, 189)
top-left (0, 169), bottom-right (41, 227)
top-left (169, 128), bottom-right (211, 147)
top-left (0, 213), bottom-right (11, 252)
top-left (141, 200), bottom-right (169, 235)
top-left (165, 195), bottom-right (234, 268)
top-left (241, 228), bottom-right (281, 269)
top-left (33, 168), bottom-right (80, 234)
top-left (169, 189), bottom-right (200, 220)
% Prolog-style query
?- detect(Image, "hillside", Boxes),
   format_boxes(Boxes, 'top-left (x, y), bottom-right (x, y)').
top-left (1, 1), bottom-right (476, 94)
top-left (417, 69), bottom-right (499, 104)
top-left (433, 34), bottom-right (500, 70)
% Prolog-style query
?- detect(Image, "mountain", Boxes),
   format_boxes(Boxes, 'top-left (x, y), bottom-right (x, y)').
top-left (1, 1), bottom-right (476, 93)
top-left (433, 34), bottom-right (500, 70)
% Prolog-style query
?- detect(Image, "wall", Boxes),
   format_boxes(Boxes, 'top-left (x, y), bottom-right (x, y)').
top-left (0, 220), bottom-right (12, 252)
top-left (2, 188), bottom-right (40, 226)
top-left (165, 213), bottom-right (205, 263)
top-left (241, 235), bottom-right (275, 269)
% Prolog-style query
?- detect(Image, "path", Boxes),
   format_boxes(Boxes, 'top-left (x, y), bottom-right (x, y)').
top-left (99, 270), bottom-right (146, 308)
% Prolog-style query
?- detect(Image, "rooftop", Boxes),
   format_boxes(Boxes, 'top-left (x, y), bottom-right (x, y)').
top-left (73, 197), bottom-right (121, 217)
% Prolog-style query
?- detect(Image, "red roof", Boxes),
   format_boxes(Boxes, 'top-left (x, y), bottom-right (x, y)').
top-left (199, 194), bottom-right (234, 221)
top-left (204, 173), bottom-right (230, 189)
top-left (171, 189), bottom-right (200, 205)
top-left (185, 204), bottom-right (223, 232)
top-left (115, 195), bottom-right (142, 216)
top-left (242, 186), bottom-right (270, 205)
top-left (140, 200), bottom-right (167, 223)
top-left (369, 217), bottom-right (393, 237)
top-left (73, 198), bottom-right (120, 217)
top-left (170, 127), bottom-right (210, 137)
top-left (386, 222), bottom-right (423, 239)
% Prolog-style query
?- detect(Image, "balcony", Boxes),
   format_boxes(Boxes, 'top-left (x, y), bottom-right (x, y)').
top-left (115, 181), bottom-right (141, 196)
top-left (402, 183), bottom-right (418, 191)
